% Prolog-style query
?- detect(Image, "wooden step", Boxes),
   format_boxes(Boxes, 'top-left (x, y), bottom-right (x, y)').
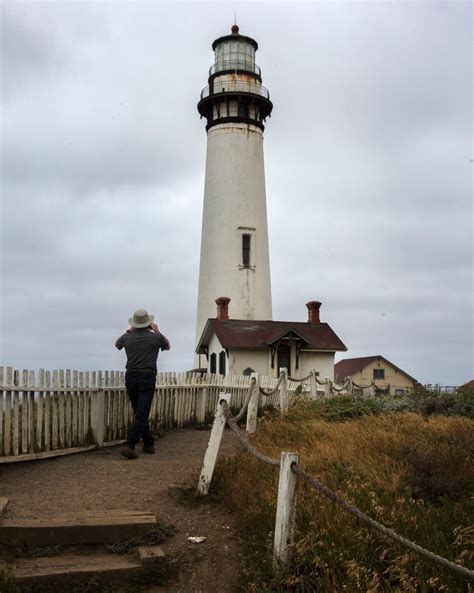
top-left (12, 553), bottom-right (143, 587)
top-left (0, 498), bottom-right (9, 516)
top-left (137, 544), bottom-right (166, 566)
top-left (0, 510), bottom-right (157, 546)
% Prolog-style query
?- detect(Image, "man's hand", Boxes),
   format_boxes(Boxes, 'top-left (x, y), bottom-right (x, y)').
top-left (150, 323), bottom-right (159, 333)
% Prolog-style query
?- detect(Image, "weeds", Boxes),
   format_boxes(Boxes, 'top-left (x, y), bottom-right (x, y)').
top-left (213, 401), bottom-right (474, 592)
top-left (105, 522), bottom-right (174, 555)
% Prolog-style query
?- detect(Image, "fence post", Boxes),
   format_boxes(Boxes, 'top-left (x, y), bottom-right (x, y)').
top-left (273, 451), bottom-right (300, 570)
top-left (309, 370), bottom-right (317, 400)
top-left (196, 386), bottom-right (208, 424)
top-left (91, 387), bottom-right (105, 447)
top-left (196, 392), bottom-right (230, 496)
top-left (279, 368), bottom-right (289, 414)
top-left (347, 377), bottom-right (353, 395)
top-left (324, 376), bottom-right (331, 398)
top-left (246, 373), bottom-right (260, 434)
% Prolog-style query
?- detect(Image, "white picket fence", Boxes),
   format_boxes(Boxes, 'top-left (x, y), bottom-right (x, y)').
top-left (0, 367), bottom-right (302, 463)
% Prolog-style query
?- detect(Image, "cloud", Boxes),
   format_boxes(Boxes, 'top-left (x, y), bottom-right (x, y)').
top-left (1, 2), bottom-right (472, 385)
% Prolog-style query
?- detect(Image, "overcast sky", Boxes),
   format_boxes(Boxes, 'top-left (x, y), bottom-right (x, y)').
top-left (1, 1), bottom-right (472, 385)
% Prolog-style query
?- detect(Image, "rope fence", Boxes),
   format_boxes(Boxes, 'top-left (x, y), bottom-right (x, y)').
top-left (287, 373), bottom-right (312, 383)
top-left (197, 392), bottom-right (474, 582)
top-left (258, 372), bottom-right (284, 397)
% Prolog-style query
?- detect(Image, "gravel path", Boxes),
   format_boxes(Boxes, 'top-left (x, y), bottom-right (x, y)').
top-left (0, 428), bottom-right (243, 593)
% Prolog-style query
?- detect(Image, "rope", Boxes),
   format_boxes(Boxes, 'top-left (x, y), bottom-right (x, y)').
top-left (234, 377), bottom-right (256, 423)
top-left (287, 373), bottom-right (312, 383)
top-left (316, 377), bottom-right (330, 386)
top-left (330, 380), bottom-right (350, 393)
top-left (352, 380), bottom-right (375, 390)
top-left (292, 466), bottom-right (474, 581)
top-left (220, 401), bottom-right (280, 467)
top-left (259, 372), bottom-right (284, 397)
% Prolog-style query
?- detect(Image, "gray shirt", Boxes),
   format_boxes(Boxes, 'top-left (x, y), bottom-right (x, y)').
top-left (115, 328), bottom-right (170, 371)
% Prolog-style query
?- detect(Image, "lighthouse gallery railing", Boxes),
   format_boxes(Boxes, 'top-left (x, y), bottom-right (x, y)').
top-left (200, 80), bottom-right (270, 100)
top-left (209, 59), bottom-right (261, 77)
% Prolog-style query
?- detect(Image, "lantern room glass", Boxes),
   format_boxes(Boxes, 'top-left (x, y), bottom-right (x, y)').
top-left (215, 40), bottom-right (256, 69)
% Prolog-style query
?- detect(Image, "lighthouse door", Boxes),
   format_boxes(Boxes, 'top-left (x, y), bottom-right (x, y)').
top-left (277, 344), bottom-right (291, 376)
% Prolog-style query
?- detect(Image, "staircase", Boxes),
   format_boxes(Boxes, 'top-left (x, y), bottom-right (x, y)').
top-left (0, 498), bottom-right (167, 589)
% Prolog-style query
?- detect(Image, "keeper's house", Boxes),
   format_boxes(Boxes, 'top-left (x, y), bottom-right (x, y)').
top-left (195, 297), bottom-right (347, 379)
top-left (335, 355), bottom-right (417, 396)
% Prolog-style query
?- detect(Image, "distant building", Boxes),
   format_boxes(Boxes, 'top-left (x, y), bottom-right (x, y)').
top-left (196, 298), bottom-right (347, 379)
top-left (335, 356), bottom-right (417, 395)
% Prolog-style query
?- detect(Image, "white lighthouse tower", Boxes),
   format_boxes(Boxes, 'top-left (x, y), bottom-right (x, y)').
top-left (195, 24), bottom-right (273, 361)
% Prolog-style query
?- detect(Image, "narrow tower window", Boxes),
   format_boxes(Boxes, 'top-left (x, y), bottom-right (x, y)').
top-left (242, 234), bottom-right (251, 266)
top-left (238, 101), bottom-right (249, 118)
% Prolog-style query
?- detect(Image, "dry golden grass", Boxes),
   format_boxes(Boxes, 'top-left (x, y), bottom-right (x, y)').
top-left (214, 402), bottom-right (473, 593)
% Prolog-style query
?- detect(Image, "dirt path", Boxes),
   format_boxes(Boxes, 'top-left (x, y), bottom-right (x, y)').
top-left (0, 429), bottom-right (243, 593)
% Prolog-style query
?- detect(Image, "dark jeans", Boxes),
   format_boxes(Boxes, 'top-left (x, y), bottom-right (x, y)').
top-left (125, 370), bottom-right (156, 448)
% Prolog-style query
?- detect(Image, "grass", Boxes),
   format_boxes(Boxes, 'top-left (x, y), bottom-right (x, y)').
top-left (213, 394), bottom-right (474, 592)
top-left (105, 521), bottom-right (175, 555)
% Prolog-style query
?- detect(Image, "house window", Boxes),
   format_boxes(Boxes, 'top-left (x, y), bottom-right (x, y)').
top-left (210, 353), bottom-right (217, 374)
top-left (277, 345), bottom-right (291, 376)
top-left (219, 350), bottom-right (226, 376)
top-left (373, 368), bottom-right (385, 380)
top-left (242, 234), bottom-right (251, 266)
top-left (395, 389), bottom-right (405, 396)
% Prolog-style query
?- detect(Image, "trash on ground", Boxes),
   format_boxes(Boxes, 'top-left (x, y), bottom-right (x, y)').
top-left (188, 536), bottom-right (206, 544)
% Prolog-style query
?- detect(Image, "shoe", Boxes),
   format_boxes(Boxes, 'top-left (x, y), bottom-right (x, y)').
top-left (120, 446), bottom-right (138, 459)
top-left (142, 444), bottom-right (155, 454)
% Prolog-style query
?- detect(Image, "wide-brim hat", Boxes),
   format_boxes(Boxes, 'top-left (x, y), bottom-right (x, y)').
top-left (129, 308), bottom-right (155, 328)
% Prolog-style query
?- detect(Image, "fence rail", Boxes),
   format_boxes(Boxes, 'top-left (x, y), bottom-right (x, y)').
top-left (0, 367), bottom-right (304, 462)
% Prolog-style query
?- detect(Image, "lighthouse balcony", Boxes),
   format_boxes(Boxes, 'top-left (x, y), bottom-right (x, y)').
top-left (209, 59), bottom-right (261, 79)
top-left (200, 80), bottom-right (270, 101)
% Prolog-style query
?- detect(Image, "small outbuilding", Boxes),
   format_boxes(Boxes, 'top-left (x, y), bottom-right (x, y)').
top-left (195, 297), bottom-right (347, 379)
top-left (335, 355), bottom-right (417, 395)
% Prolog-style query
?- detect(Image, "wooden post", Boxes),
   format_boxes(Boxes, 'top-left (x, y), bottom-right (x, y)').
top-left (279, 368), bottom-right (289, 414)
top-left (36, 369), bottom-right (45, 452)
top-left (196, 386), bottom-right (208, 424)
top-left (196, 393), bottom-right (230, 496)
top-left (347, 377), bottom-right (353, 395)
top-left (4, 368), bottom-right (12, 456)
top-left (273, 451), bottom-right (300, 570)
top-left (13, 370), bottom-right (20, 456)
top-left (309, 370), bottom-right (317, 400)
top-left (246, 373), bottom-right (260, 434)
top-left (21, 370), bottom-right (28, 454)
top-left (91, 385), bottom-right (105, 447)
top-left (324, 376), bottom-right (331, 398)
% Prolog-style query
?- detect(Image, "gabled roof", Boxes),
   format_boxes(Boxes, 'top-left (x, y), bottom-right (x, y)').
top-left (196, 319), bottom-right (347, 354)
top-left (334, 356), bottom-right (417, 383)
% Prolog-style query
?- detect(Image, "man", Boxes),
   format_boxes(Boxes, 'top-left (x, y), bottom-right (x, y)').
top-left (115, 308), bottom-right (170, 459)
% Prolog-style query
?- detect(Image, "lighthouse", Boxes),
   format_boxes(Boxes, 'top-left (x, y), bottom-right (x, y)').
top-left (195, 24), bottom-right (274, 362)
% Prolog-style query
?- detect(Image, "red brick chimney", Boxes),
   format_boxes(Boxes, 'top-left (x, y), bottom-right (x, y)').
top-left (306, 301), bottom-right (321, 323)
top-left (215, 297), bottom-right (231, 320)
